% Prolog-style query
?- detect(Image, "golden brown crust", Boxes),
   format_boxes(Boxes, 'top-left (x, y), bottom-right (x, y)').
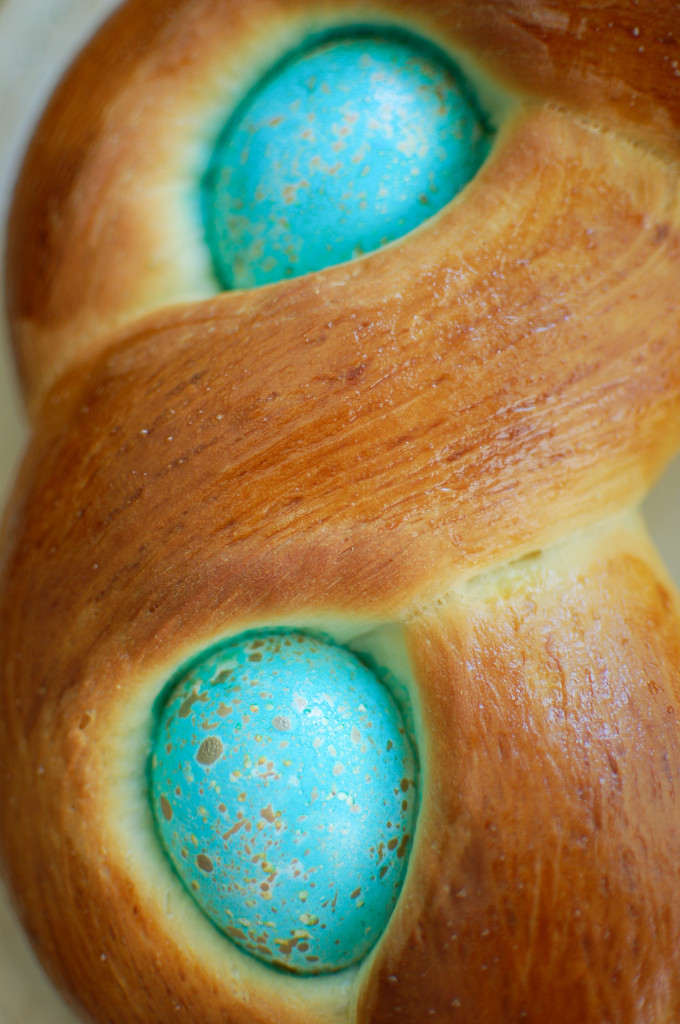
top-left (3, 1), bottom-right (680, 1022)
top-left (3, 497), bottom-right (680, 1022)
top-left (5, 112), bottom-right (680, 602)
top-left (434, 0), bottom-right (680, 155)
top-left (359, 525), bottom-right (680, 1024)
top-left (7, 0), bottom-right (680, 409)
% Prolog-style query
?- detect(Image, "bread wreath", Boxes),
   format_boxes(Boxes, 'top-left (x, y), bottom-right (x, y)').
top-left (3, 0), bottom-right (680, 1021)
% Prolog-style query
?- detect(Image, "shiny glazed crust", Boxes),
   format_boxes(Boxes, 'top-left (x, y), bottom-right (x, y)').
top-left (2, 0), bottom-right (680, 1022)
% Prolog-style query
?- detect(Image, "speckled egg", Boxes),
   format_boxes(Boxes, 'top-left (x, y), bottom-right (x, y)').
top-left (149, 631), bottom-right (419, 974)
top-left (202, 28), bottom-right (494, 289)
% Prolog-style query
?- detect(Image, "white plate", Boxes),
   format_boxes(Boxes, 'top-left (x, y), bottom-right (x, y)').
top-left (0, 2), bottom-right (679, 1021)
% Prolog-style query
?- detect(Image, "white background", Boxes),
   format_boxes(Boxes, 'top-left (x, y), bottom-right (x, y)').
top-left (0, 1), bottom-right (679, 1021)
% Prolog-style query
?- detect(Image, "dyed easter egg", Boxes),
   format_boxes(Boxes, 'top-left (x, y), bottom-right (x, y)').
top-left (149, 631), bottom-right (418, 974)
top-left (202, 28), bottom-right (494, 289)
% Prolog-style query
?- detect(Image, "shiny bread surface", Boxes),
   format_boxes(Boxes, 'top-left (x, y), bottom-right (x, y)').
top-left (2, 1), bottom-right (680, 1022)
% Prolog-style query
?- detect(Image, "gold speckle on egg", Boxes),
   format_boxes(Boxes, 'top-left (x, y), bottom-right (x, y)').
top-left (178, 691), bottom-right (208, 719)
top-left (196, 736), bottom-right (224, 765)
top-left (223, 819), bottom-right (249, 842)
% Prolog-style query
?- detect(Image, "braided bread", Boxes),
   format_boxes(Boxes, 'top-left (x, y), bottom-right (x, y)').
top-left (3, 1), bottom-right (680, 1021)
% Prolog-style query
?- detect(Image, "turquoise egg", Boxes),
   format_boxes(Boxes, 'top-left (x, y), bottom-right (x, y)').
top-left (202, 28), bottom-right (494, 289)
top-left (149, 631), bottom-right (419, 974)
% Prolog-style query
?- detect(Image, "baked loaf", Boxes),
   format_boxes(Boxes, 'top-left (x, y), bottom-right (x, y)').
top-left (3, 0), bottom-right (680, 1021)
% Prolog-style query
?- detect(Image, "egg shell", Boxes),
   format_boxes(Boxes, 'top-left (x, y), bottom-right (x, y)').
top-left (203, 28), bottom-right (493, 288)
top-left (150, 631), bottom-right (419, 974)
